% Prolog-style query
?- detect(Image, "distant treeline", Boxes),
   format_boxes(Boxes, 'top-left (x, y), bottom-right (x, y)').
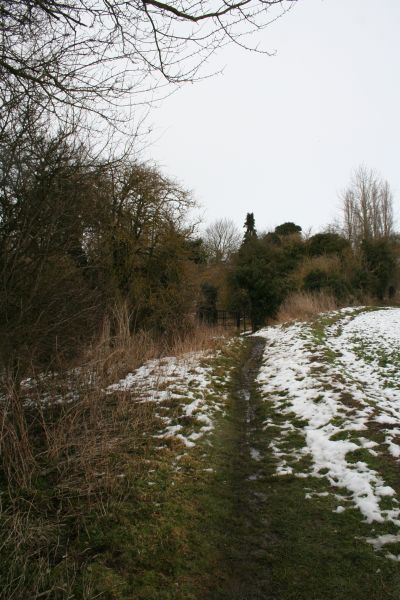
top-left (226, 214), bottom-right (398, 330)
top-left (200, 166), bottom-right (400, 331)
top-left (1, 117), bottom-right (398, 377)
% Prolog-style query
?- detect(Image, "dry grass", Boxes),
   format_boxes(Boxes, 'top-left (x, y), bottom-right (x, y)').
top-left (165, 322), bottom-right (230, 356)
top-left (0, 305), bottom-right (233, 598)
top-left (0, 362), bottom-right (159, 598)
top-left (276, 291), bottom-right (338, 324)
top-left (0, 369), bottom-right (161, 597)
top-left (83, 302), bottom-right (231, 384)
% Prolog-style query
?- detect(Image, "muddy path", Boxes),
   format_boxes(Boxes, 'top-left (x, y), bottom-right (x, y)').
top-left (207, 336), bottom-right (274, 599)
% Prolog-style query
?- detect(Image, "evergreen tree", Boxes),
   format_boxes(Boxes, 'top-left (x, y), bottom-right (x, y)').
top-left (230, 215), bottom-right (284, 331)
top-left (243, 212), bottom-right (257, 242)
top-left (360, 239), bottom-right (396, 300)
top-left (274, 222), bottom-right (302, 236)
top-left (307, 232), bottom-right (350, 257)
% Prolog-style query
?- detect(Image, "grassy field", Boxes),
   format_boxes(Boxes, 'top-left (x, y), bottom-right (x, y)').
top-left (2, 308), bottom-right (400, 598)
top-left (253, 307), bottom-right (400, 599)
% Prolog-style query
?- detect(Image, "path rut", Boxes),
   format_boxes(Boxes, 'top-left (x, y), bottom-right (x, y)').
top-left (217, 335), bottom-right (273, 599)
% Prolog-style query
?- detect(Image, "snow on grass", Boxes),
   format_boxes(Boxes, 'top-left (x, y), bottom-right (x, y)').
top-left (250, 447), bottom-right (262, 461)
top-left (108, 350), bottom-right (231, 449)
top-left (257, 307), bottom-right (400, 559)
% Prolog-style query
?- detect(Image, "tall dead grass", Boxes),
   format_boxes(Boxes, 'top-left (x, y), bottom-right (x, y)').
top-left (0, 363), bottom-right (160, 598)
top-left (0, 303), bottom-right (233, 598)
top-left (84, 302), bottom-right (230, 384)
top-left (276, 291), bottom-right (338, 324)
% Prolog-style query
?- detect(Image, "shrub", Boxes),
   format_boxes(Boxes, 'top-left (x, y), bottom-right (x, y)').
top-left (303, 269), bottom-right (350, 301)
top-left (275, 222), bottom-right (302, 236)
top-left (360, 239), bottom-right (397, 300)
top-left (307, 232), bottom-right (350, 257)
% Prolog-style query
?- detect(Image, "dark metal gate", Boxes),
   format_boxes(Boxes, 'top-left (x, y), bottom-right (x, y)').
top-left (197, 308), bottom-right (249, 332)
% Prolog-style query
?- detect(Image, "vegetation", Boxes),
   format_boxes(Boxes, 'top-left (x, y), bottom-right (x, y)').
top-left (0, 323), bottom-right (233, 598)
top-left (5, 136), bottom-right (397, 364)
top-left (0, 120), bottom-right (200, 377)
top-left (2, 0), bottom-right (399, 594)
top-left (222, 194), bottom-right (399, 331)
top-left (1, 123), bottom-right (399, 593)
top-left (5, 320), bottom-right (399, 599)
top-left (229, 217), bottom-right (287, 330)
top-left (203, 218), bottom-right (242, 263)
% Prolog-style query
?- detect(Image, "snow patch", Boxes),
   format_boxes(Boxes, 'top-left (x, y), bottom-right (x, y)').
top-left (257, 308), bottom-right (400, 541)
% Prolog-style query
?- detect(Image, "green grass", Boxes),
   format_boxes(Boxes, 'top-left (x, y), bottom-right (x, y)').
top-left (240, 308), bottom-right (400, 599)
top-left (249, 380), bottom-right (400, 599)
top-left (55, 339), bottom-right (249, 599)
top-left (4, 309), bottom-right (400, 598)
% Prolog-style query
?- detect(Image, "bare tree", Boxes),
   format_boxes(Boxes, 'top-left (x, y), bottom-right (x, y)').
top-left (0, 114), bottom-right (199, 374)
top-left (204, 218), bottom-right (241, 262)
top-left (340, 166), bottom-right (394, 246)
top-left (0, 0), bottom-right (296, 127)
top-left (379, 180), bottom-right (394, 238)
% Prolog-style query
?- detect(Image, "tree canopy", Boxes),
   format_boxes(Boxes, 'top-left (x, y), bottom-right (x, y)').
top-left (275, 222), bottom-right (302, 236)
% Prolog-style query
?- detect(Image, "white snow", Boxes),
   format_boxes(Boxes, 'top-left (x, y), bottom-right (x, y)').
top-left (250, 447), bottom-right (262, 461)
top-left (366, 533), bottom-right (400, 550)
top-left (257, 307), bottom-right (400, 555)
top-left (107, 349), bottom-right (231, 449)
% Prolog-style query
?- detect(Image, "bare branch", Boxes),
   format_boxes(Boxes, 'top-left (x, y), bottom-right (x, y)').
top-left (0, 0), bottom-right (297, 128)
top-left (340, 166), bottom-right (395, 246)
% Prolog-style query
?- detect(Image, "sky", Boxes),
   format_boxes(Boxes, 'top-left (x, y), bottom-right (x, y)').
top-left (145, 0), bottom-right (400, 234)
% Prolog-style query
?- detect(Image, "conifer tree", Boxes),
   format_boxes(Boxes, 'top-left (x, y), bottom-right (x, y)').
top-left (230, 214), bottom-right (284, 331)
top-left (243, 213), bottom-right (257, 242)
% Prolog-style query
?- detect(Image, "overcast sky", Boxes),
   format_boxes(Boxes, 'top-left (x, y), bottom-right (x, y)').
top-left (145, 0), bottom-right (400, 234)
